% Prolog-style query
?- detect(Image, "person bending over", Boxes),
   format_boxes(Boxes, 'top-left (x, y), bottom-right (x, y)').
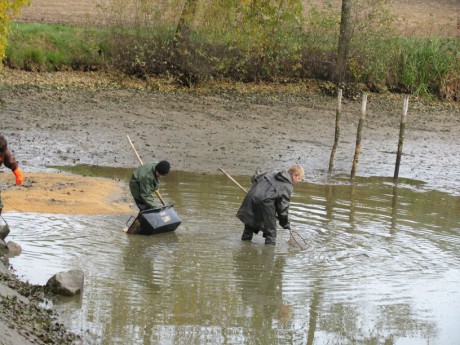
top-left (237, 164), bottom-right (304, 245)
top-left (129, 160), bottom-right (170, 211)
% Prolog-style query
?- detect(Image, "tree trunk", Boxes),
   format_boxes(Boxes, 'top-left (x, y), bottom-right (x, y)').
top-left (176, 0), bottom-right (198, 40)
top-left (335, 0), bottom-right (352, 84)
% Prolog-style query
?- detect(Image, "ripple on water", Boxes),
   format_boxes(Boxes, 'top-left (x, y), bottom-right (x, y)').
top-left (3, 170), bottom-right (460, 345)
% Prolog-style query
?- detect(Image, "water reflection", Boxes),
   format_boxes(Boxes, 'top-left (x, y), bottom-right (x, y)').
top-left (5, 167), bottom-right (460, 345)
top-left (232, 245), bottom-right (287, 342)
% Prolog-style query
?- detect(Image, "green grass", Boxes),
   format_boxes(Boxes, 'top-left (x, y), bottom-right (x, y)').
top-left (394, 37), bottom-right (460, 97)
top-left (6, 22), bottom-right (105, 71)
top-left (4, 21), bottom-right (459, 100)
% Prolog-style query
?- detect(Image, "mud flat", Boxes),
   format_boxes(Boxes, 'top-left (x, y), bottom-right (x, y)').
top-left (1, 69), bottom-right (460, 195)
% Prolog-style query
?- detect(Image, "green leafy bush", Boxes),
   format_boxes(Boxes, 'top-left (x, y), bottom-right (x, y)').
top-left (4, 0), bottom-right (459, 99)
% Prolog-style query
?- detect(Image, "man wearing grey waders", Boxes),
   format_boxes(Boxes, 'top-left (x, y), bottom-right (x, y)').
top-left (236, 165), bottom-right (304, 245)
top-left (129, 160), bottom-right (170, 210)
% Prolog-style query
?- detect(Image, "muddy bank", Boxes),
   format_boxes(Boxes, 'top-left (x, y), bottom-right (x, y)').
top-left (0, 268), bottom-right (82, 344)
top-left (1, 69), bottom-right (459, 195)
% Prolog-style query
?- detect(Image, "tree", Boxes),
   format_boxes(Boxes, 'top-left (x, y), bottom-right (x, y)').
top-left (175, 0), bottom-right (198, 40)
top-left (335, 0), bottom-right (352, 84)
top-left (0, 0), bottom-right (30, 70)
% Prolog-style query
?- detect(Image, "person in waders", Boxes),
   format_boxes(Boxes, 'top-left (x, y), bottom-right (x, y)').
top-left (236, 164), bottom-right (304, 245)
top-left (129, 160), bottom-right (170, 211)
top-left (0, 135), bottom-right (24, 215)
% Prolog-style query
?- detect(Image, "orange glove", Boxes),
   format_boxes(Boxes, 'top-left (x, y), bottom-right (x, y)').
top-left (13, 167), bottom-right (24, 185)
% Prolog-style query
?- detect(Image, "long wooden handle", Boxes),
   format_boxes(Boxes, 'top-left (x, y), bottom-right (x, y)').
top-left (154, 189), bottom-right (166, 206)
top-left (127, 135), bottom-right (143, 165)
top-left (218, 167), bottom-right (248, 193)
top-left (127, 135), bottom-right (166, 206)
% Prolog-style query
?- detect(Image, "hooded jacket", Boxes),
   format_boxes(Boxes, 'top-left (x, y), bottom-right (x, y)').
top-left (129, 162), bottom-right (160, 209)
top-left (236, 170), bottom-right (293, 231)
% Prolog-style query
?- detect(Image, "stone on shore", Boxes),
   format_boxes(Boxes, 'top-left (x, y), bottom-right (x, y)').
top-left (6, 241), bottom-right (22, 256)
top-left (0, 238), bottom-right (7, 252)
top-left (0, 223), bottom-right (9, 240)
top-left (0, 261), bottom-right (9, 275)
top-left (46, 269), bottom-right (84, 296)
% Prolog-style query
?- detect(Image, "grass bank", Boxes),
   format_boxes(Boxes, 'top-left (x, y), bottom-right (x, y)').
top-left (6, 22), bottom-right (105, 72)
top-left (4, 21), bottom-right (459, 100)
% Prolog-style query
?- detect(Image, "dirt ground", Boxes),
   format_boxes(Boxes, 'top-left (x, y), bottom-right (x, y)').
top-left (16, 0), bottom-right (460, 37)
top-left (1, 68), bottom-right (460, 202)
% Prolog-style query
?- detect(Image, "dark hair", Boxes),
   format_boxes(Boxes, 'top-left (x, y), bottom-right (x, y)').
top-left (0, 135), bottom-right (7, 153)
top-left (155, 160), bottom-right (170, 176)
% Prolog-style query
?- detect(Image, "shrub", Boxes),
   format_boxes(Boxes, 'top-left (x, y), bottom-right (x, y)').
top-left (0, 0), bottom-right (30, 69)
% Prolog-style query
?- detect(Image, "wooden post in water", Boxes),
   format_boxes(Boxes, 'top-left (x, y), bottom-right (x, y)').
top-left (350, 93), bottom-right (367, 179)
top-left (394, 95), bottom-right (410, 181)
top-left (328, 89), bottom-right (343, 175)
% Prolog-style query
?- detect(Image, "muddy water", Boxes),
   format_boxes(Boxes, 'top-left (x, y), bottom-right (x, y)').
top-left (6, 169), bottom-right (460, 345)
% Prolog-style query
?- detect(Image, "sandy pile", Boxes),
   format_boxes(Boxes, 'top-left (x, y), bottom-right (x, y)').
top-left (0, 172), bottom-right (133, 214)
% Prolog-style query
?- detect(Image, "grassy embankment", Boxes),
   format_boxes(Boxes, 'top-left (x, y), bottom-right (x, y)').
top-left (4, 6), bottom-right (459, 100)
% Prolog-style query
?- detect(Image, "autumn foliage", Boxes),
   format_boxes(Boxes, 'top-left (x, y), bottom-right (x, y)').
top-left (0, 0), bottom-right (29, 68)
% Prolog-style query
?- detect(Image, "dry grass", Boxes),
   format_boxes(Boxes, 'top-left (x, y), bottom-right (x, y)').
top-left (17, 0), bottom-right (459, 36)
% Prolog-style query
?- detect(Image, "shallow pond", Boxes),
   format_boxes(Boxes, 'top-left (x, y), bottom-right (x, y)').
top-left (6, 168), bottom-right (460, 345)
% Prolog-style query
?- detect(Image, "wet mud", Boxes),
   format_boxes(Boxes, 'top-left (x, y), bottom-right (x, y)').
top-left (1, 69), bottom-right (459, 197)
top-left (1, 70), bottom-right (459, 345)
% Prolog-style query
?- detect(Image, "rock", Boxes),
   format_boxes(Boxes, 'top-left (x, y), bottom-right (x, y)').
top-left (6, 241), bottom-right (22, 256)
top-left (0, 238), bottom-right (7, 251)
top-left (0, 222), bottom-right (9, 240)
top-left (46, 269), bottom-right (84, 296)
top-left (0, 260), bottom-right (9, 275)
top-left (0, 278), bottom-right (30, 304)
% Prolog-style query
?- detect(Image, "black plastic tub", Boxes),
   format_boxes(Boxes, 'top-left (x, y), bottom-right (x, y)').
top-left (126, 205), bottom-right (181, 235)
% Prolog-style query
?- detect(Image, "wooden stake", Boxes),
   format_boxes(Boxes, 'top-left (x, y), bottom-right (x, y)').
top-left (328, 88), bottom-right (343, 175)
top-left (350, 93), bottom-right (367, 179)
top-left (394, 95), bottom-right (409, 181)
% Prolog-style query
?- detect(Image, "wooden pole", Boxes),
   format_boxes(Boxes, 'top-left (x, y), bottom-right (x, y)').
top-left (350, 93), bottom-right (368, 179)
top-left (394, 95), bottom-right (409, 181)
top-left (390, 185), bottom-right (398, 234)
top-left (127, 135), bottom-right (143, 165)
top-left (328, 88), bottom-right (343, 175)
top-left (218, 168), bottom-right (248, 193)
top-left (127, 135), bottom-right (166, 206)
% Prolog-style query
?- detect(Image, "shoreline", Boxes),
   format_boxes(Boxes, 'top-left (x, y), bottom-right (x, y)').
top-left (1, 68), bottom-right (459, 344)
top-left (2, 68), bottom-right (459, 193)
top-left (0, 260), bottom-right (82, 344)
